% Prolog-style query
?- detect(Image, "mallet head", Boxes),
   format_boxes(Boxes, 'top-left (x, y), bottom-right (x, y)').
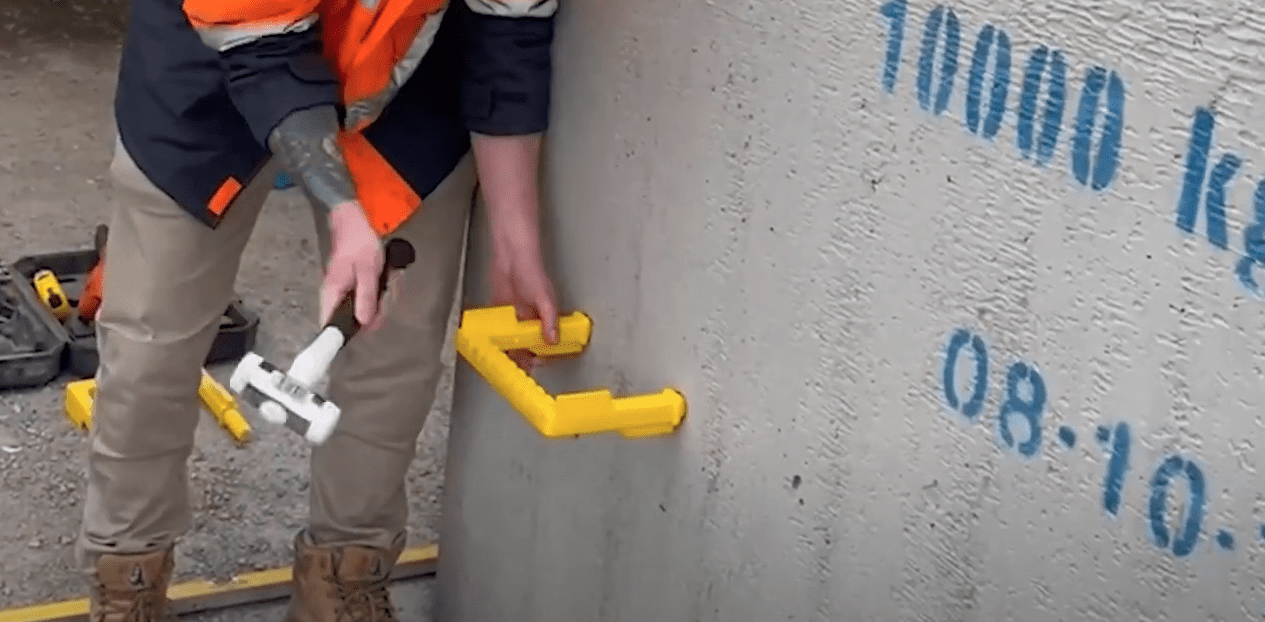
top-left (229, 352), bottom-right (341, 445)
top-left (227, 237), bottom-right (416, 445)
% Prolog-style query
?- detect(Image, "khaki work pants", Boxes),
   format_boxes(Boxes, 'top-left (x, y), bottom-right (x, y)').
top-left (76, 136), bottom-right (477, 571)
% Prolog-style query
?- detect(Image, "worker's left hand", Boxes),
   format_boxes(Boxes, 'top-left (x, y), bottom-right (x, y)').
top-left (489, 241), bottom-right (558, 372)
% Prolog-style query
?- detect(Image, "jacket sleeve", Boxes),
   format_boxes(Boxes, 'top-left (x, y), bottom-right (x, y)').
top-left (461, 0), bottom-right (558, 136)
top-left (183, 0), bottom-right (344, 146)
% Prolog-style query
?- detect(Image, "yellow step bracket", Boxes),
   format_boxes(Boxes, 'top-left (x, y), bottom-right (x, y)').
top-left (454, 305), bottom-right (686, 438)
top-left (198, 369), bottom-right (252, 443)
top-left (62, 379), bottom-right (94, 431)
top-left (64, 370), bottom-right (251, 445)
top-left (0, 544), bottom-right (437, 622)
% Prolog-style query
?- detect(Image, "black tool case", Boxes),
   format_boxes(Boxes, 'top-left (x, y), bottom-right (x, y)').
top-left (0, 264), bottom-right (67, 389)
top-left (9, 233), bottom-right (260, 380)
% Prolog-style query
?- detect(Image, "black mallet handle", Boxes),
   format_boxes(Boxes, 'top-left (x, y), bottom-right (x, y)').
top-left (324, 238), bottom-right (416, 342)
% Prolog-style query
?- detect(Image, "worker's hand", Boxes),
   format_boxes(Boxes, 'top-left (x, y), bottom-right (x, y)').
top-left (490, 238), bottom-right (558, 372)
top-left (469, 131), bottom-right (556, 371)
top-left (320, 203), bottom-right (387, 330)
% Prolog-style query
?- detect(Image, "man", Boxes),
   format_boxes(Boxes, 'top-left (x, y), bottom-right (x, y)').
top-left (77, 0), bottom-right (561, 619)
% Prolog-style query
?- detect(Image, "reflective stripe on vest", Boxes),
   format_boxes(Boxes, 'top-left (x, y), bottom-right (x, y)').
top-left (326, 0), bottom-right (449, 234)
top-left (191, 14), bottom-right (319, 51)
top-left (184, 1), bottom-right (322, 51)
top-left (340, 2), bottom-right (448, 131)
top-left (465, 0), bottom-right (557, 18)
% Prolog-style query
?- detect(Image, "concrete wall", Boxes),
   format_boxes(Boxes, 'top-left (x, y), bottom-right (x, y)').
top-left (436, 0), bottom-right (1265, 619)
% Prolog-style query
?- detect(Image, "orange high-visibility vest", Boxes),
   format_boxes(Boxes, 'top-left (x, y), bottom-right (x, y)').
top-left (184, 0), bottom-right (447, 235)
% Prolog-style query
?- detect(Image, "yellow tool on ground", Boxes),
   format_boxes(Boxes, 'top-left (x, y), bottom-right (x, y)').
top-left (64, 370), bottom-right (251, 444)
top-left (199, 369), bottom-right (251, 443)
top-left (455, 305), bottom-right (686, 438)
top-left (63, 379), bottom-right (94, 431)
top-left (31, 269), bottom-right (71, 322)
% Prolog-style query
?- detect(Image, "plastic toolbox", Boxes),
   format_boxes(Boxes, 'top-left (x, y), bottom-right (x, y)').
top-left (0, 264), bottom-right (67, 389)
top-left (10, 238), bottom-right (260, 380)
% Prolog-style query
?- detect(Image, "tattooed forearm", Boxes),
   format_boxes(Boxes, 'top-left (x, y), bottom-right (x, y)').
top-left (267, 105), bottom-right (358, 214)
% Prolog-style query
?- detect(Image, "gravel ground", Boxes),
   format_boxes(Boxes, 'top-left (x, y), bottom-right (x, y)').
top-left (0, 1), bottom-right (448, 616)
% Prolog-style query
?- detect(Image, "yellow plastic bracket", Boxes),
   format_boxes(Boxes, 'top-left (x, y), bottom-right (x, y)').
top-left (197, 369), bottom-right (252, 444)
top-left (63, 371), bottom-right (251, 445)
top-left (454, 305), bottom-right (686, 438)
top-left (62, 379), bottom-right (94, 431)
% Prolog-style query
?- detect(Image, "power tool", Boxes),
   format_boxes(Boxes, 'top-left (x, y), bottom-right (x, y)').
top-left (229, 238), bottom-right (415, 444)
top-left (77, 224), bottom-right (109, 323)
top-left (31, 269), bottom-right (71, 322)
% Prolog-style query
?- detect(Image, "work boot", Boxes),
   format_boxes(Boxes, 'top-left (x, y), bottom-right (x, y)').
top-left (87, 549), bottom-right (175, 622)
top-left (285, 532), bottom-right (404, 622)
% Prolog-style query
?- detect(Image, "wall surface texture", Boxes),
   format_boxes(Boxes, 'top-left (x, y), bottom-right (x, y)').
top-left (436, 0), bottom-right (1265, 620)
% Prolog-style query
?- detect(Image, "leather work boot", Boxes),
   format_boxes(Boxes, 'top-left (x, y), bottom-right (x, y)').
top-left (87, 549), bottom-right (175, 622)
top-left (285, 532), bottom-right (405, 622)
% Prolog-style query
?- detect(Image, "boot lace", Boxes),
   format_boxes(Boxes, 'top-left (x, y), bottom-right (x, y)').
top-left (329, 575), bottom-right (395, 622)
top-left (92, 584), bottom-right (165, 622)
